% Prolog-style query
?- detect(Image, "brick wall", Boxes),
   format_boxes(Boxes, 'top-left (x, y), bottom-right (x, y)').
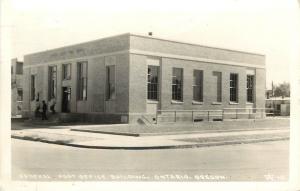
top-left (128, 56), bottom-right (265, 113)
top-left (130, 34), bottom-right (265, 67)
top-left (23, 53), bottom-right (130, 116)
top-left (255, 68), bottom-right (266, 109)
top-left (128, 54), bottom-right (147, 113)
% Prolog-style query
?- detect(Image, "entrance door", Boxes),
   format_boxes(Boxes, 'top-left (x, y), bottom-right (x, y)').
top-left (62, 87), bottom-right (71, 113)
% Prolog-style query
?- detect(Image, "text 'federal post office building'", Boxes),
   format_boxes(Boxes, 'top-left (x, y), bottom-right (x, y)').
top-left (22, 33), bottom-right (266, 124)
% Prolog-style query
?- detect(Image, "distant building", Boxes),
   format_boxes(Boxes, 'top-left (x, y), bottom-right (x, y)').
top-left (21, 33), bottom-right (266, 123)
top-left (11, 58), bottom-right (24, 117)
top-left (266, 97), bottom-right (290, 116)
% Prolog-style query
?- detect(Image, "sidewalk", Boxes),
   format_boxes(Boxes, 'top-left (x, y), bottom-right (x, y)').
top-left (11, 123), bottom-right (289, 149)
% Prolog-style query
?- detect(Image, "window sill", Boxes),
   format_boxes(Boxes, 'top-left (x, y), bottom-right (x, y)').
top-left (171, 100), bottom-right (184, 105)
top-left (211, 102), bottom-right (222, 105)
top-left (192, 101), bottom-right (203, 105)
top-left (246, 102), bottom-right (254, 105)
top-left (147, 100), bottom-right (159, 104)
top-left (229, 102), bottom-right (239, 105)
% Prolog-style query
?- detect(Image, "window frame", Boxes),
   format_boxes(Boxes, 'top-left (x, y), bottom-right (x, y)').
top-left (246, 75), bottom-right (255, 103)
top-left (48, 65), bottom-right (57, 101)
top-left (147, 65), bottom-right (159, 101)
top-left (229, 73), bottom-right (239, 103)
top-left (106, 65), bottom-right (116, 101)
top-left (192, 70), bottom-right (203, 102)
top-left (30, 75), bottom-right (36, 101)
top-left (62, 63), bottom-right (72, 80)
top-left (77, 61), bottom-right (88, 101)
top-left (172, 68), bottom-right (183, 102)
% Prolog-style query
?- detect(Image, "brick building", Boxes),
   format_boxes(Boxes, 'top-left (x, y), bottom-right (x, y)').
top-left (22, 33), bottom-right (266, 123)
top-left (11, 58), bottom-right (24, 117)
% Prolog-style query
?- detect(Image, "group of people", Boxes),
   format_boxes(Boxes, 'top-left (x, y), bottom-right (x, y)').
top-left (35, 97), bottom-right (56, 120)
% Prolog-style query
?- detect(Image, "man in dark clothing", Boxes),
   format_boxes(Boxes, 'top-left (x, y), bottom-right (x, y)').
top-left (42, 100), bottom-right (48, 120)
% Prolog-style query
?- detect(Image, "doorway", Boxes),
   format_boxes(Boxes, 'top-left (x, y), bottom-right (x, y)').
top-left (62, 87), bottom-right (71, 113)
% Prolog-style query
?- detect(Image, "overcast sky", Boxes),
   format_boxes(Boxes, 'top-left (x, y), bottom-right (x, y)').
top-left (10, 0), bottom-right (300, 88)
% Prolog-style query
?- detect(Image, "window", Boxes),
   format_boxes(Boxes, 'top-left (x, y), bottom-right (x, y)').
top-left (230, 73), bottom-right (238, 102)
top-left (213, 71), bottom-right (222, 102)
top-left (106, 65), bottom-right (116, 100)
top-left (48, 66), bottom-right (57, 100)
top-left (193, 70), bottom-right (203, 102)
top-left (30, 75), bottom-right (36, 101)
top-left (17, 89), bottom-right (23, 101)
top-left (11, 66), bottom-right (13, 74)
top-left (172, 68), bottom-right (183, 101)
top-left (16, 62), bottom-right (23, 74)
top-left (62, 63), bottom-right (71, 80)
top-left (147, 66), bottom-right (159, 100)
top-left (247, 75), bottom-right (254, 103)
top-left (77, 62), bottom-right (88, 100)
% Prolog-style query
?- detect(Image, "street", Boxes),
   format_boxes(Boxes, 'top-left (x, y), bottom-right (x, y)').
top-left (12, 139), bottom-right (289, 181)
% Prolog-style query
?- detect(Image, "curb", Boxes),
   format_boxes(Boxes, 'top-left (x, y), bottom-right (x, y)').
top-left (70, 128), bottom-right (140, 137)
top-left (11, 135), bottom-right (289, 150)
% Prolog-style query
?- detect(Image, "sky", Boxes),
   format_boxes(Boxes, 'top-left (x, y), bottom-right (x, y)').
top-left (9, 0), bottom-right (300, 88)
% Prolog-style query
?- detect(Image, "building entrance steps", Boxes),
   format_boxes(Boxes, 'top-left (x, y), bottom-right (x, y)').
top-left (24, 113), bottom-right (61, 125)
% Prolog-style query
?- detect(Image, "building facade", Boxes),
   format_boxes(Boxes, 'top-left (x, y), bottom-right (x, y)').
top-left (11, 58), bottom-right (24, 117)
top-left (22, 33), bottom-right (266, 123)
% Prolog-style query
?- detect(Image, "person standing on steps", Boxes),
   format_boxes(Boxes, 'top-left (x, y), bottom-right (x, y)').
top-left (42, 100), bottom-right (48, 120)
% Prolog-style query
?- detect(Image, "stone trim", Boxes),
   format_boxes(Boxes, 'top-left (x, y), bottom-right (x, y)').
top-left (129, 49), bottom-right (265, 69)
top-left (24, 50), bottom-right (129, 68)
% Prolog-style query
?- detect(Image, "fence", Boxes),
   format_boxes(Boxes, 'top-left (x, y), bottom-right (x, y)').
top-left (155, 108), bottom-right (275, 124)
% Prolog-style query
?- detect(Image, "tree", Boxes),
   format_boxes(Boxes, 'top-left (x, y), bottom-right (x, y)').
top-left (274, 82), bottom-right (290, 98)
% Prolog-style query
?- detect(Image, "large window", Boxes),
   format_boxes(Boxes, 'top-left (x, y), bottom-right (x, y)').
top-left (77, 62), bottom-right (88, 100)
top-left (172, 68), bottom-right (183, 101)
top-left (62, 63), bottom-right (71, 80)
top-left (48, 66), bottom-right (57, 100)
top-left (247, 75), bottom-right (254, 103)
top-left (147, 66), bottom-right (159, 100)
top-left (213, 71), bottom-right (222, 102)
top-left (106, 65), bottom-right (116, 100)
top-left (193, 70), bottom-right (203, 102)
top-left (230, 73), bottom-right (238, 102)
top-left (30, 75), bottom-right (36, 101)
